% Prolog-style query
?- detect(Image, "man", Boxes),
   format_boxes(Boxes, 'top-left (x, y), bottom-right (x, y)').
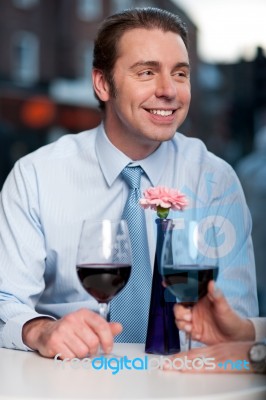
top-left (164, 281), bottom-right (266, 373)
top-left (0, 8), bottom-right (258, 359)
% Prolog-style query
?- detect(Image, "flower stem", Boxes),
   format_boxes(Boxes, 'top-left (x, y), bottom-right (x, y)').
top-left (157, 206), bottom-right (169, 219)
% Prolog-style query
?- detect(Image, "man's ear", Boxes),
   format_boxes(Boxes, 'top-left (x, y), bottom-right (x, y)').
top-left (92, 69), bottom-right (110, 102)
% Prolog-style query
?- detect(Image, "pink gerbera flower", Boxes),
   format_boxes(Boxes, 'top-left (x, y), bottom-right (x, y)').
top-left (140, 186), bottom-right (188, 218)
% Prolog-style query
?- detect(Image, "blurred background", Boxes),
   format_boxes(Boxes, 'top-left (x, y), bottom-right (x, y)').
top-left (0, 0), bottom-right (265, 316)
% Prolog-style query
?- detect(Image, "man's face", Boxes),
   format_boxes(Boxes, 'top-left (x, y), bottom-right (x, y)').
top-left (98, 28), bottom-right (191, 159)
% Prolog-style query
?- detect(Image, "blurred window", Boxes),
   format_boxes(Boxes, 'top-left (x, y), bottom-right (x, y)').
top-left (13, 0), bottom-right (39, 8)
top-left (77, 41), bottom-right (94, 80)
top-left (77, 0), bottom-right (102, 21)
top-left (136, 0), bottom-right (152, 6)
top-left (112, 0), bottom-right (133, 12)
top-left (11, 31), bottom-right (39, 85)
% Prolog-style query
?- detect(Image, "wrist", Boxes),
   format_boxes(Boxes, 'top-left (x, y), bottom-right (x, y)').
top-left (22, 317), bottom-right (54, 350)
top-left (236, 319), bottom-right (256, 341)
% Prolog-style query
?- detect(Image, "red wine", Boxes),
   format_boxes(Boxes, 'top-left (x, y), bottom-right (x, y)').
top-left (76, 263), bottom-right (131, 303)
top-left (162, 265), bottom-right (219, 306)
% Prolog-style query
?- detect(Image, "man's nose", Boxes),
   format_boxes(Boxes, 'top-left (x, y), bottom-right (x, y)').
top-left (155, 74), bottom-right (177, 99)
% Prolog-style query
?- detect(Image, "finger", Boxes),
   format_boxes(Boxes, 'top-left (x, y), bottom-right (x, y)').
top-left (173, 304), bottom-right (192, 321)
top-left (75, 329), bottom-right (100, 357)
top-left (83, 312), bottom-right (115, 354)
top-left (110, 322), bottom-right (123, 337)
top-left (175, 319), bottom-right (202, 341)
top-left (55, 321), bottom-right (99, 358)
top-left (208, 281), bottom-right (232, 315)
top-left (62, 309), bottom-right (113, 355)
top-left (208, 281), bottom-right (223, 302)
top-left (175, 319), bottom-right (192, 332)
top-left (59, 311), bottom-right (101, 356)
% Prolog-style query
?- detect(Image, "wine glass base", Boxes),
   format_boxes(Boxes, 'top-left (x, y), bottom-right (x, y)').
top-left (85, 350), bottom-right (123, 361)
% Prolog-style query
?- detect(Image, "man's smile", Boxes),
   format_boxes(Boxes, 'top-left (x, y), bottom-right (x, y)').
top-left (148, 109), bottom-right (175, 116)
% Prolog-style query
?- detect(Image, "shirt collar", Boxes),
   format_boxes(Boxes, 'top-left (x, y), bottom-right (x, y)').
top-left (95, 123), bottom-right (170, 187)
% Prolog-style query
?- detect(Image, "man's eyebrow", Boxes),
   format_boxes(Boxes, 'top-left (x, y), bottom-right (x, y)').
top-left (129, 60), bottom-right (190, 70)
top-left (129, 61), bottom-right (160, 70)
top-left (173, 62), bottom-right (190, 70)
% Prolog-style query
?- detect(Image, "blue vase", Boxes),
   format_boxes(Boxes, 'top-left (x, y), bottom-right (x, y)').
top-left (145, 218), bottom-right (180, 355)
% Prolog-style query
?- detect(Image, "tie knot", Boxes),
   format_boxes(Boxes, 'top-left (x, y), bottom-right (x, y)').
top-left (121, 166), bottom-right (143, 189)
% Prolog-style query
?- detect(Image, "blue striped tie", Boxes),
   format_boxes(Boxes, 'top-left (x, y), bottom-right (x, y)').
top-left (110, 166), bottom-right (152, 342)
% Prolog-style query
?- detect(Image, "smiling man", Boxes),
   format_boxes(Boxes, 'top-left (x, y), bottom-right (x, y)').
top-left (93, 27), bottom-right (191, 159)
top-left (0, 8), bottom-right (258, 359)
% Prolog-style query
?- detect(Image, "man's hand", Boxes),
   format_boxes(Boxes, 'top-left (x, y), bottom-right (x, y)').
top-left (174, 281), bottom-right (255, 345)
top-left (22, 309), bottom-right (122, 359)
top-left (163, 342), bottom-right (254, 373)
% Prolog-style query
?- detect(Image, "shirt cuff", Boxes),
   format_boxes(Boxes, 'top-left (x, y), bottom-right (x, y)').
top-left (2, 312), bottom-right (56, 351)
top-left (248, 317), bottom-right (266, 342)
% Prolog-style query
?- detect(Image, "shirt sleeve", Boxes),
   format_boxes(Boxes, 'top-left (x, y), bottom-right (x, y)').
top-left (0, 313), bottom-right (56, 351)
top-left (0, 159), bottom-right (53, 350)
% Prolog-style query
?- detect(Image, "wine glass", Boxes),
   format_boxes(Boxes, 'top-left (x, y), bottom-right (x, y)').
top-left (76, 219), bottom-right (132, 322)
top-left (160, 219), bottom-right (219, 351)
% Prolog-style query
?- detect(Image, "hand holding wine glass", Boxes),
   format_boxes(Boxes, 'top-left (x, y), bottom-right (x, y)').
top-left (173, 280), bottom-right (255, 345)
top-left (76, 219), bottom-right (132, 330)
top-left (161, 219), bottom-right (219, 351)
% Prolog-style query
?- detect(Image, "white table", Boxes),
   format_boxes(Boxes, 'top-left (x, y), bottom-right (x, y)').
top-left (0, 344), bottom-right (265, 400)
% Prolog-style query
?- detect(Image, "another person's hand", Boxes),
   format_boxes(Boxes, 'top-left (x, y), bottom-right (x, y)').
top-left (22, 308), bottom-right (122, 359)
top-left (163, 342), bottom-right (254, 373)
top-left (174, 280), bottom-right (255, 345)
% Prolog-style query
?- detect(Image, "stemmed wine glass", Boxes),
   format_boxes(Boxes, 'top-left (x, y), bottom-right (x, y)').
top-left (76, 219), bottom-right (132, 322)
top-left (161, 219), bottom-right (219, 351)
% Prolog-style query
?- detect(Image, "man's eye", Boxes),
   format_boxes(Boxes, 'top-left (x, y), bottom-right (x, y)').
top-left (173, 71), bottom-right (189, 78)
top-left (139, 70), bottom-right (154, 76)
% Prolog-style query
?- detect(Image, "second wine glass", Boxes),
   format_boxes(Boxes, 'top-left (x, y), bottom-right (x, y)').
top-left (161, 219), bottom-right (219, 351)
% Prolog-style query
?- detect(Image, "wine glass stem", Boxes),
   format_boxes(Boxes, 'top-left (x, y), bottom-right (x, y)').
top-left (186, 332), bottom-right (192, 351)
top-left (98, 302), bottom-right (109, 320)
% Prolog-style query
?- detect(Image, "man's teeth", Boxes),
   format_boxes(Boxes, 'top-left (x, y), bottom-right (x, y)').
top-left (149, 110), bottom-right (173, 116)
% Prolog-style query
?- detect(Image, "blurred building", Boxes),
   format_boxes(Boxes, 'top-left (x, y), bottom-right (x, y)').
top-left (0, 0), bottom-right (199, 187)
top-left (198, 47), bottom-right (266, 166)
top-left (235, 126), bottom-right (266, 316)
top-left (0, 1), bottom-right (265, 178)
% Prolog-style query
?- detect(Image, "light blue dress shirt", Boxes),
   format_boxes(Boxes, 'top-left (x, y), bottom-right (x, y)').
top-left (0, 124), bottom-right (258, 350)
